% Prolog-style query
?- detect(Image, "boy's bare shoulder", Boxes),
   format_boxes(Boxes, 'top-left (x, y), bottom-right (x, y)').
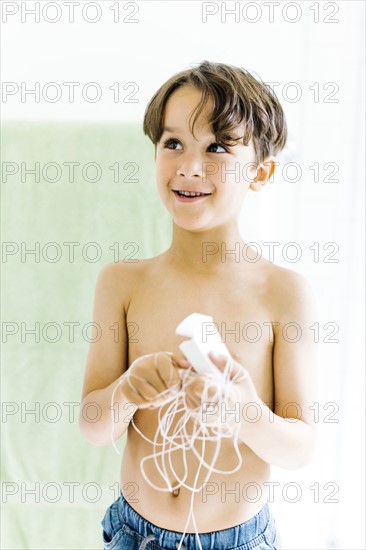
top-left (98, 257), bottom-right (153, 278)
top-left (95, 257), bottom-right (157, 298)
top-left (262, 259), bottom-right (313, 292)
top-left (260, 259), bottom-right (317, 319)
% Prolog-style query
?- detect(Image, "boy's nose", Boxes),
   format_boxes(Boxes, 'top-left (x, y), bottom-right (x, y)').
top-left (176, 153), bottom-right (205, 179)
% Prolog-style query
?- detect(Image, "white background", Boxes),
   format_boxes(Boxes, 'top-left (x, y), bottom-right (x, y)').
top-left (1, 1), bottom-right (365, 548)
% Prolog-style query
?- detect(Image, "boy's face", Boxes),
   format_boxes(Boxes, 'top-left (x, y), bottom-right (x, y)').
top-left (155, 85), bottom-right (268, 233)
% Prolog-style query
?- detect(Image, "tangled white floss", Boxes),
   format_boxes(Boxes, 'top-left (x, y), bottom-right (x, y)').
top-left (110, 351), bottom-right (248, 550)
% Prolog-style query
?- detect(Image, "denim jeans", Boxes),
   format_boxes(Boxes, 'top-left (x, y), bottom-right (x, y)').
top-left (101, 491), bottom-right (281, 550)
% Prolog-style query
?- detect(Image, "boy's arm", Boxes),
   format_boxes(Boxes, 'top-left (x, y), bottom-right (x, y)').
top-left (237, 272), bottom-right (318, 469)
top-left (79, 262), bottom-right (137, 446)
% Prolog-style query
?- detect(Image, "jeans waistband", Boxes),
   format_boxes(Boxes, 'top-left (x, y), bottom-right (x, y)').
top-left (118, 490), bottom-right (271, 550)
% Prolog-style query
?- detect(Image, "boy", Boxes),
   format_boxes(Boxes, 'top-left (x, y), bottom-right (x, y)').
top-left (79, 60), bottom-right (318, 550)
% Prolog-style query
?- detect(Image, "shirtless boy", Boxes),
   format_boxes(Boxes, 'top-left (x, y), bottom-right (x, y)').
top-left (79, 60), bottom-right (318, 550)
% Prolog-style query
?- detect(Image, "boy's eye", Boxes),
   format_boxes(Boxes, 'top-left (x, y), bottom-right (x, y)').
top-left (207, 143), bottom-right (227, 153)
top-left (163, 138), bottom-right (182, 150)
top-left (162, 138), bottom-right (227, 153)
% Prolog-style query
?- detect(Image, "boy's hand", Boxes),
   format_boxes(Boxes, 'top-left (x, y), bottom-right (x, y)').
top-left (184, 351), bottom-right (258, 410)
top-left (120, 351), bottom-right (189, 409)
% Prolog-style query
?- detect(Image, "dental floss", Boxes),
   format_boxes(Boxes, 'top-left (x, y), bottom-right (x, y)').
top-left (109, 315), bottom-right (247, 550)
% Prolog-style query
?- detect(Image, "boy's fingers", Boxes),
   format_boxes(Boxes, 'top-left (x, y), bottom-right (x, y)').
top-left (186, 376), bottom-right (204, 394)
top-left (184, 388), bottom-right (201, 409)
top-left (208, 351), bottom-right (249, 381)
top-left (171, 351), bottom-right (191, 368)
top-left (208, 351), bottom-right (231, 369)
top-left (127, 374), bottom-right (157, 401)
top-left (157, 354), bottom-right (181, 389)
top-left (173, 348), bottom-right (240, 370)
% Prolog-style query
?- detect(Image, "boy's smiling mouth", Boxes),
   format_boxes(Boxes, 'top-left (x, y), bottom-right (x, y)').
top-left (172, 189), bottom-right (212, 202)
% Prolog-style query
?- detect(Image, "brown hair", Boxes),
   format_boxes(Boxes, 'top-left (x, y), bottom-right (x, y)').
top-left (143, 60), bottom-right (287, 164)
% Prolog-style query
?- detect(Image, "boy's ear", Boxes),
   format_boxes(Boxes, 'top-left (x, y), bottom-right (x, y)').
top-left (249, 156), bottom-right (276, 191)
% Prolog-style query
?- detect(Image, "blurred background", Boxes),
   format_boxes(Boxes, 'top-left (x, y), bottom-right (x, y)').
top-left (1, 1), bottom-right (365, 548)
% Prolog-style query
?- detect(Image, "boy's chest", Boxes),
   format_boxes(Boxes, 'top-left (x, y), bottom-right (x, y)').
top-left (126, 271), bottom-right (275, 403)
